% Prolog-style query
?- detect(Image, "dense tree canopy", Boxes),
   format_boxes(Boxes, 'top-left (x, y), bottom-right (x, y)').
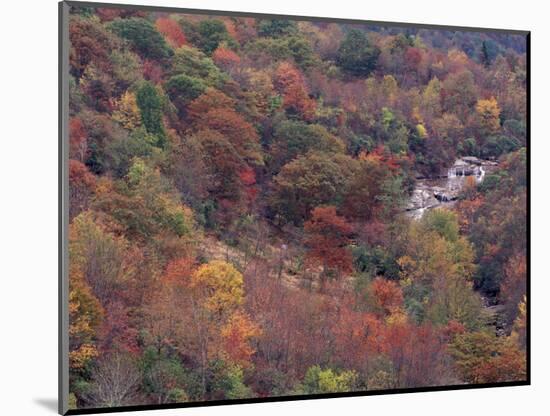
top-left (67, 5), bottom-right (527, 410)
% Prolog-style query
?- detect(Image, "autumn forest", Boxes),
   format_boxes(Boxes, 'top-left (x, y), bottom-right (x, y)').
top-left (66, 4), bottom-right (528, 410)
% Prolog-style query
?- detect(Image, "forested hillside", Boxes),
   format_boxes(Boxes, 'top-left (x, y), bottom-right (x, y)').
top-left (67, 5), bottom-right (527, 409)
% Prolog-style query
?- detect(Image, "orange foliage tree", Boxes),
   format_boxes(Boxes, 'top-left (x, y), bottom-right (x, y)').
top-left (221, 312), bottom-right (261, 368)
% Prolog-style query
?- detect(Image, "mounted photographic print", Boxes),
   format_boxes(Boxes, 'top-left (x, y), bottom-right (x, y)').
top-left (59, 1), bottom-right (530, 414)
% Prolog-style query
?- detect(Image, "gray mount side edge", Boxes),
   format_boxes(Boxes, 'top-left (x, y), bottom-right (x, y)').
top-left (59, 2), bottom-right (70, 415)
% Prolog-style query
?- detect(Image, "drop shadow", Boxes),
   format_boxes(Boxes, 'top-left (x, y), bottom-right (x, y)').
top-left (34, 398), bottom-right (58, 413)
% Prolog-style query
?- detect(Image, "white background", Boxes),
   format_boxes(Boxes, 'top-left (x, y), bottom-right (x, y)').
top-left (1, 0), bottom-right (547, 414)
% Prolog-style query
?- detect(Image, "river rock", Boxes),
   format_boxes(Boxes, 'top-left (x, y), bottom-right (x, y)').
top-left (453, 159), bottom-right (470, 167)
top-left (432, 186), bottom-right (459, 202)
top-left (461, 156), bottom-right (482, 165)
top-left (406, 188), bottom-right (439, 211)
top-left (448, 160), bottom-right (482, 177)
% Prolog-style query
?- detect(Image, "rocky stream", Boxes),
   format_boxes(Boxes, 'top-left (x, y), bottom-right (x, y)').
top-left (406, 156), bottom-right (499, 220)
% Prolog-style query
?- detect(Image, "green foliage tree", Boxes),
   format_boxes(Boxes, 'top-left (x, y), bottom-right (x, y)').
top-left (480, 40), bottom-right (499, 67)
top-left (441, 70), bottom-right (478, 121)
top-left (336, 29), bottom-right (380, 76)
top-left (269, 120), bottom-right (345, 172)
top-left (380, 107), bottom-right (409, 154)
top-left (165, 74), bottom-right (206, 116)
top-left (141, 349), bottom-right (190, 404)
top-left (480, 135), bottom-right (521, 158)
top-left (421, 209), bottom-right (460, 242)
top-left (341, 150), bottom-right (405, 222)
top-left (93, 159), bottom-right (195, 242)
top-left (270, 152), bottom-right (356, 225)
top-left (449, 330), bottom-right (526, 383)
top-left (170, 46), bottom-right (225, 86)
top-left (208, 360), bottom-right (253, 399)
top-left (136, 82), bottom-right (166, 144)
top-left (195, 19), bottom-right (231, 54)
top-left (104, 127), bottom-right (159, 177)
top-left (298, 366), bottom-right (358, 394)
top-left (245, 35), bottom-right (317, 70)
top-left (109, 17), bottom-right (173, 61)
top-left (257, 19), bottom-right (297, 37)
top-left (109, 49), bottom-right (144, 94)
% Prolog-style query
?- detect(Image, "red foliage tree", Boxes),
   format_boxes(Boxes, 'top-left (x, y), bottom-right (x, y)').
top-left (212, 46), bottom-right (241, 71)
top-left (341, 147), bottom-right (403, 222)
top-left (69, 117), bottom-right (87, 162)
top-left (188, 89), bottom-right (262, 166)
top-left (99, 300), bottom-right (140, 354)
top-left (404, 47), bottom-right (423, 72)
top-left (359, 220), bottom-right (387, 246)
top-left (223, 17), bottom-right (257, 44)
top-left (441, 320), bottom-right (466, 343)
top-left (96, 7), bottom-right (146, 22)
top-left (331, 303), bottom-right (382, 371)
top-left (238, 166), bottom-right (258, 203)
top-left (455, 196), bottom-right (484, 234)
top-left (162, 257), bottom-right (196, 286)
top-left (69, 160), bottom-right (97, 220)
top-left (155, 17), bottom-right (187, 49)
top-left (370, 277), bottom-right (404, 317)
top-left (187, 88), bottom-right (236, 120)
top-left (274, 62), bottom-right (316, 121)
top-left (69, 17), bottom-right (113, 79)
top-left (304, 206), bottom-right (354, 287)
top-left (380, 322), bottom-right (447, 387)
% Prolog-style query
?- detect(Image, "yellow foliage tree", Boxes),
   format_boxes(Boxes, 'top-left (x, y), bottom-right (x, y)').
top-left (398, 210), bottom-right (480, 329)
top-left (183, 261), bottom-right (255, 395)
top-left (113, 91), bottom-right (142, 130)
top-left (191, 260), bottom-right (244, 316)
top-left (416, 123), bottom-right (427, 139)
top-left (511, 295), bottom-right (527, 349)
top-left (68, 266), bottom-right (103, 370)
top-left (381, 75), bottom-right (399, 107)
top-left (476, 97), bottom-right (501, 135)
top-left (421, 77), bottom-right (441, 123)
